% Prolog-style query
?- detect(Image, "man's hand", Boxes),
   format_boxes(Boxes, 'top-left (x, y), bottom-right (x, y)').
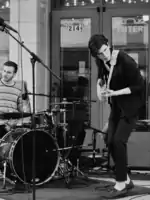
top-left (97, 79), bottom-right (107, 101)
top-left (101, 89), bottom-right (117, 97)
top-left (5, 120), bottom-right (17, 131)
top-left (101, 87), bottom-right (131, 97)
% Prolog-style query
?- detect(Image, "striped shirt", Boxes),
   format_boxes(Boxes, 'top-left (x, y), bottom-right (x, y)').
top-left (0, 79), bottom-right (30, 125)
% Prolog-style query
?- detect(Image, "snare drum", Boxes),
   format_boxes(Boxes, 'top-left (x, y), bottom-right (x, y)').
top-left (0, 128), bottom-right (60, 185)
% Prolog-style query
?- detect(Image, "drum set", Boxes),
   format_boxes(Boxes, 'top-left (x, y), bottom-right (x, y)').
top-left (0, 98), bottom-right (88, 189)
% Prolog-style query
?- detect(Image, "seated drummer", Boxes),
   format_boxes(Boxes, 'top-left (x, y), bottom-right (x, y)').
top-left (0, 61), bottom-right (31, 138)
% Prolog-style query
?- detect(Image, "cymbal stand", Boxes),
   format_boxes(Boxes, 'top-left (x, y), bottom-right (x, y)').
top-left (2, 28), bottom-right (61, 200)
top-left (0, 160), bottom-right (16, 190)
top-left (61, 99), bottom-right (68, 149)
top-left (56, 100), bottom-right (89, 188)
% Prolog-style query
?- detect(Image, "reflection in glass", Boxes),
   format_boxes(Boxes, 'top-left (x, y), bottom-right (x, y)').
top-left (0, 0), bottom-right (10, 10)
top-left (112, 16), bottom-right (149, 130)
top-left (60, 18), bottom-right (91, 122)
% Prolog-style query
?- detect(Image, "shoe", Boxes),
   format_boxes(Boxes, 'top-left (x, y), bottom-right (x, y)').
top-left (126, 180), bottom-right (134, 190)
top-left (99, 179), bottom-right (134, 190)
top-left (95, 182), bottom-right (114, 190)
top-left (102, 187), bottom-right (128, 199)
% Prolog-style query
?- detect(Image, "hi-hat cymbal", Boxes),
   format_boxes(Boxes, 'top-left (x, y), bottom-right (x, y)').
top-left (27, 93), bottom-right (50, 97)
top-left (0, 112), bottom-right (32, 119)
top-left (50, 101), bottom-right (73, 106)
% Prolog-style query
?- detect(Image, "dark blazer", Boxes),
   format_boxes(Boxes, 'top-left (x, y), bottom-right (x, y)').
top-left (98, 50), bottom-right (145, 118)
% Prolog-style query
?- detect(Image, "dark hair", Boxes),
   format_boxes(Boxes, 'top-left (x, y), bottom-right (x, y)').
top-left (3, 61), bottom-right (18, 73)
top-left (88, 34), bottom-right (108, 57)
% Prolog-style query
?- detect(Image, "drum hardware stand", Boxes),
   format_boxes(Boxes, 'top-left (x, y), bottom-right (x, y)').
top-left (55, 146), bottom-right (89, 188)
top-left (85, 127), bottom-right (113, 173)
top-left (0, 160), bottom-right (16, 190)
top-left (53, 101), bottom-right (89, 188)
top-left (0, 159), bottom-right (31, 193)
top-left (65, 148), bottom-right (89, 189)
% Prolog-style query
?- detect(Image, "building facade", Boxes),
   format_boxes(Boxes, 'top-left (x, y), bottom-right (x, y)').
top-left (0, 0), bottom-right (150, 167)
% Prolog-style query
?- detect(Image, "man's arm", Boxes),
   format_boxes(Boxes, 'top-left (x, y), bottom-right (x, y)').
top-left (17, 96), bottom-right (31, 113)
top-left (97, 79), bottom-right (107, 101)
top-left (123, 52), bottom-right (144, 94)
top-left (101, 52), bottom-right (144, 98)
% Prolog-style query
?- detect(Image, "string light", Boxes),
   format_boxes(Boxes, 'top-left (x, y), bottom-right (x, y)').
top-left (65, 2), bottom-right (70, 6)
top-left (63, 0), bottom-right (149, 7)
top-left (0, 0), bottom-right (10, 9)
top-left (90, 0), bottom-right (95, 4)
top-left (81, 1), bottom-right (86, 5)
top-left (5, 1), bottom-right (9, 8)
top-left (73, 0), bottom-right (77, 6)
top-left (104, 0), bottom-right (149, 3)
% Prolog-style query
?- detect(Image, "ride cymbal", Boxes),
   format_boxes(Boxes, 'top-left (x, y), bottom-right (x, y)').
top-left (0, 112), bottom-right (32, 119)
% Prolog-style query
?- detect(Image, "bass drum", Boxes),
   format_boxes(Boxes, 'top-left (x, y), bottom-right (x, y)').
top-left (0, 128), bottom-right (60, 186)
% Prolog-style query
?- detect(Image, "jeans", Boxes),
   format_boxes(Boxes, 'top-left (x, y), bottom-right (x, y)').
top-left (107, 115), bottom-right (137, 182)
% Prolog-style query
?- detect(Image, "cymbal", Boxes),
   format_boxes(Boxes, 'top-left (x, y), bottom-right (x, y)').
top-left (27, 93), bottom-right (50, 97)
top-left (50, 102), bottom-right (73, 106)
top-left (138, 119), bottom-right (150, 123)
top-left (0, 112), bottom-right (32, 119)
top-left (137, 120), bottom-right (150, 125)
top-left (66, 97), bottom-right (97, 103)
top-left (49, 99), bottom-right (97, 106)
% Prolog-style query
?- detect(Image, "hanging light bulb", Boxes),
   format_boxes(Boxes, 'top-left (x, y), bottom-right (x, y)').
top-left (90, 0), bottom-right (95, 4)
top-left (143, 15), bottom-right (150, 21)
top-left (73, 0), bottom-right (77, 6)
top-left (81, 1), bottom-right (85, 6)
top-left (65, 2), bottom-right (70, 6)
top-left (5, 1), bottom-right (10, 8)
top-left (64, 0), bottom-right (70, 6)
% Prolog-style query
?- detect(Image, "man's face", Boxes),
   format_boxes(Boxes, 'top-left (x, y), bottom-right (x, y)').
top-left (2, 65), bottom-right (16, 82)
top-left (97, 44), bottom-right (111, 62)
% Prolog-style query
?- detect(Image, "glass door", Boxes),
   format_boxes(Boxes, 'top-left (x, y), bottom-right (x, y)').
top-left (103, 9), bottom-right (150, 129)
top-left (103, 8), bottom-right (150, 168)
top-left (52, 10), bottom-right (100, 127)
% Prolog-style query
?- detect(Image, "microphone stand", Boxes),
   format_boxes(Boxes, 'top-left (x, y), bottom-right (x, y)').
top-left (3, 28), bottom-right (61, 200)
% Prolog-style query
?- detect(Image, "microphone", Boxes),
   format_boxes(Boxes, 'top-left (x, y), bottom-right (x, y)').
top-left (22, 93), bottom-right (28, 100)
top-left (0, 17), bottom-right (18, 33)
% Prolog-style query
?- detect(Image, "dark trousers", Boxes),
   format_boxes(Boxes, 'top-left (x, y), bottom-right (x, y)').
top-left (107, 115), bottom-right (137, 182)
top-left (0, 125), bottom-right (7, 138)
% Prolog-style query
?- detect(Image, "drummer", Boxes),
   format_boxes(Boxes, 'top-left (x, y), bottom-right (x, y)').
top-left (0, 61), bottom-right (31, 138)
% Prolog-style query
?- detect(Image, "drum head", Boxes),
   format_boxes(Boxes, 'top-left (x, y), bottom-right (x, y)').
top-left (12, 129), bottom-right (59, 185)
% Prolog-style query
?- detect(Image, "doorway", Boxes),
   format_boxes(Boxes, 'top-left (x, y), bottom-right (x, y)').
top-left (51, 7), bottom-right (150, 131)
top-left (51, 9), bottom-right (105, 130)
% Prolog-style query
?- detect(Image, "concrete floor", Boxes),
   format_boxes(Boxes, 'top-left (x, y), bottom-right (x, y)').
top-left (96, 177), bottom-right (150, 200)
top-left (0, 171), bottom-right (150, 200)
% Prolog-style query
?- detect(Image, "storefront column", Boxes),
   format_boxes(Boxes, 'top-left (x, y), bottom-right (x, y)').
top-left (9, 0), bottom-right (50, 111)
